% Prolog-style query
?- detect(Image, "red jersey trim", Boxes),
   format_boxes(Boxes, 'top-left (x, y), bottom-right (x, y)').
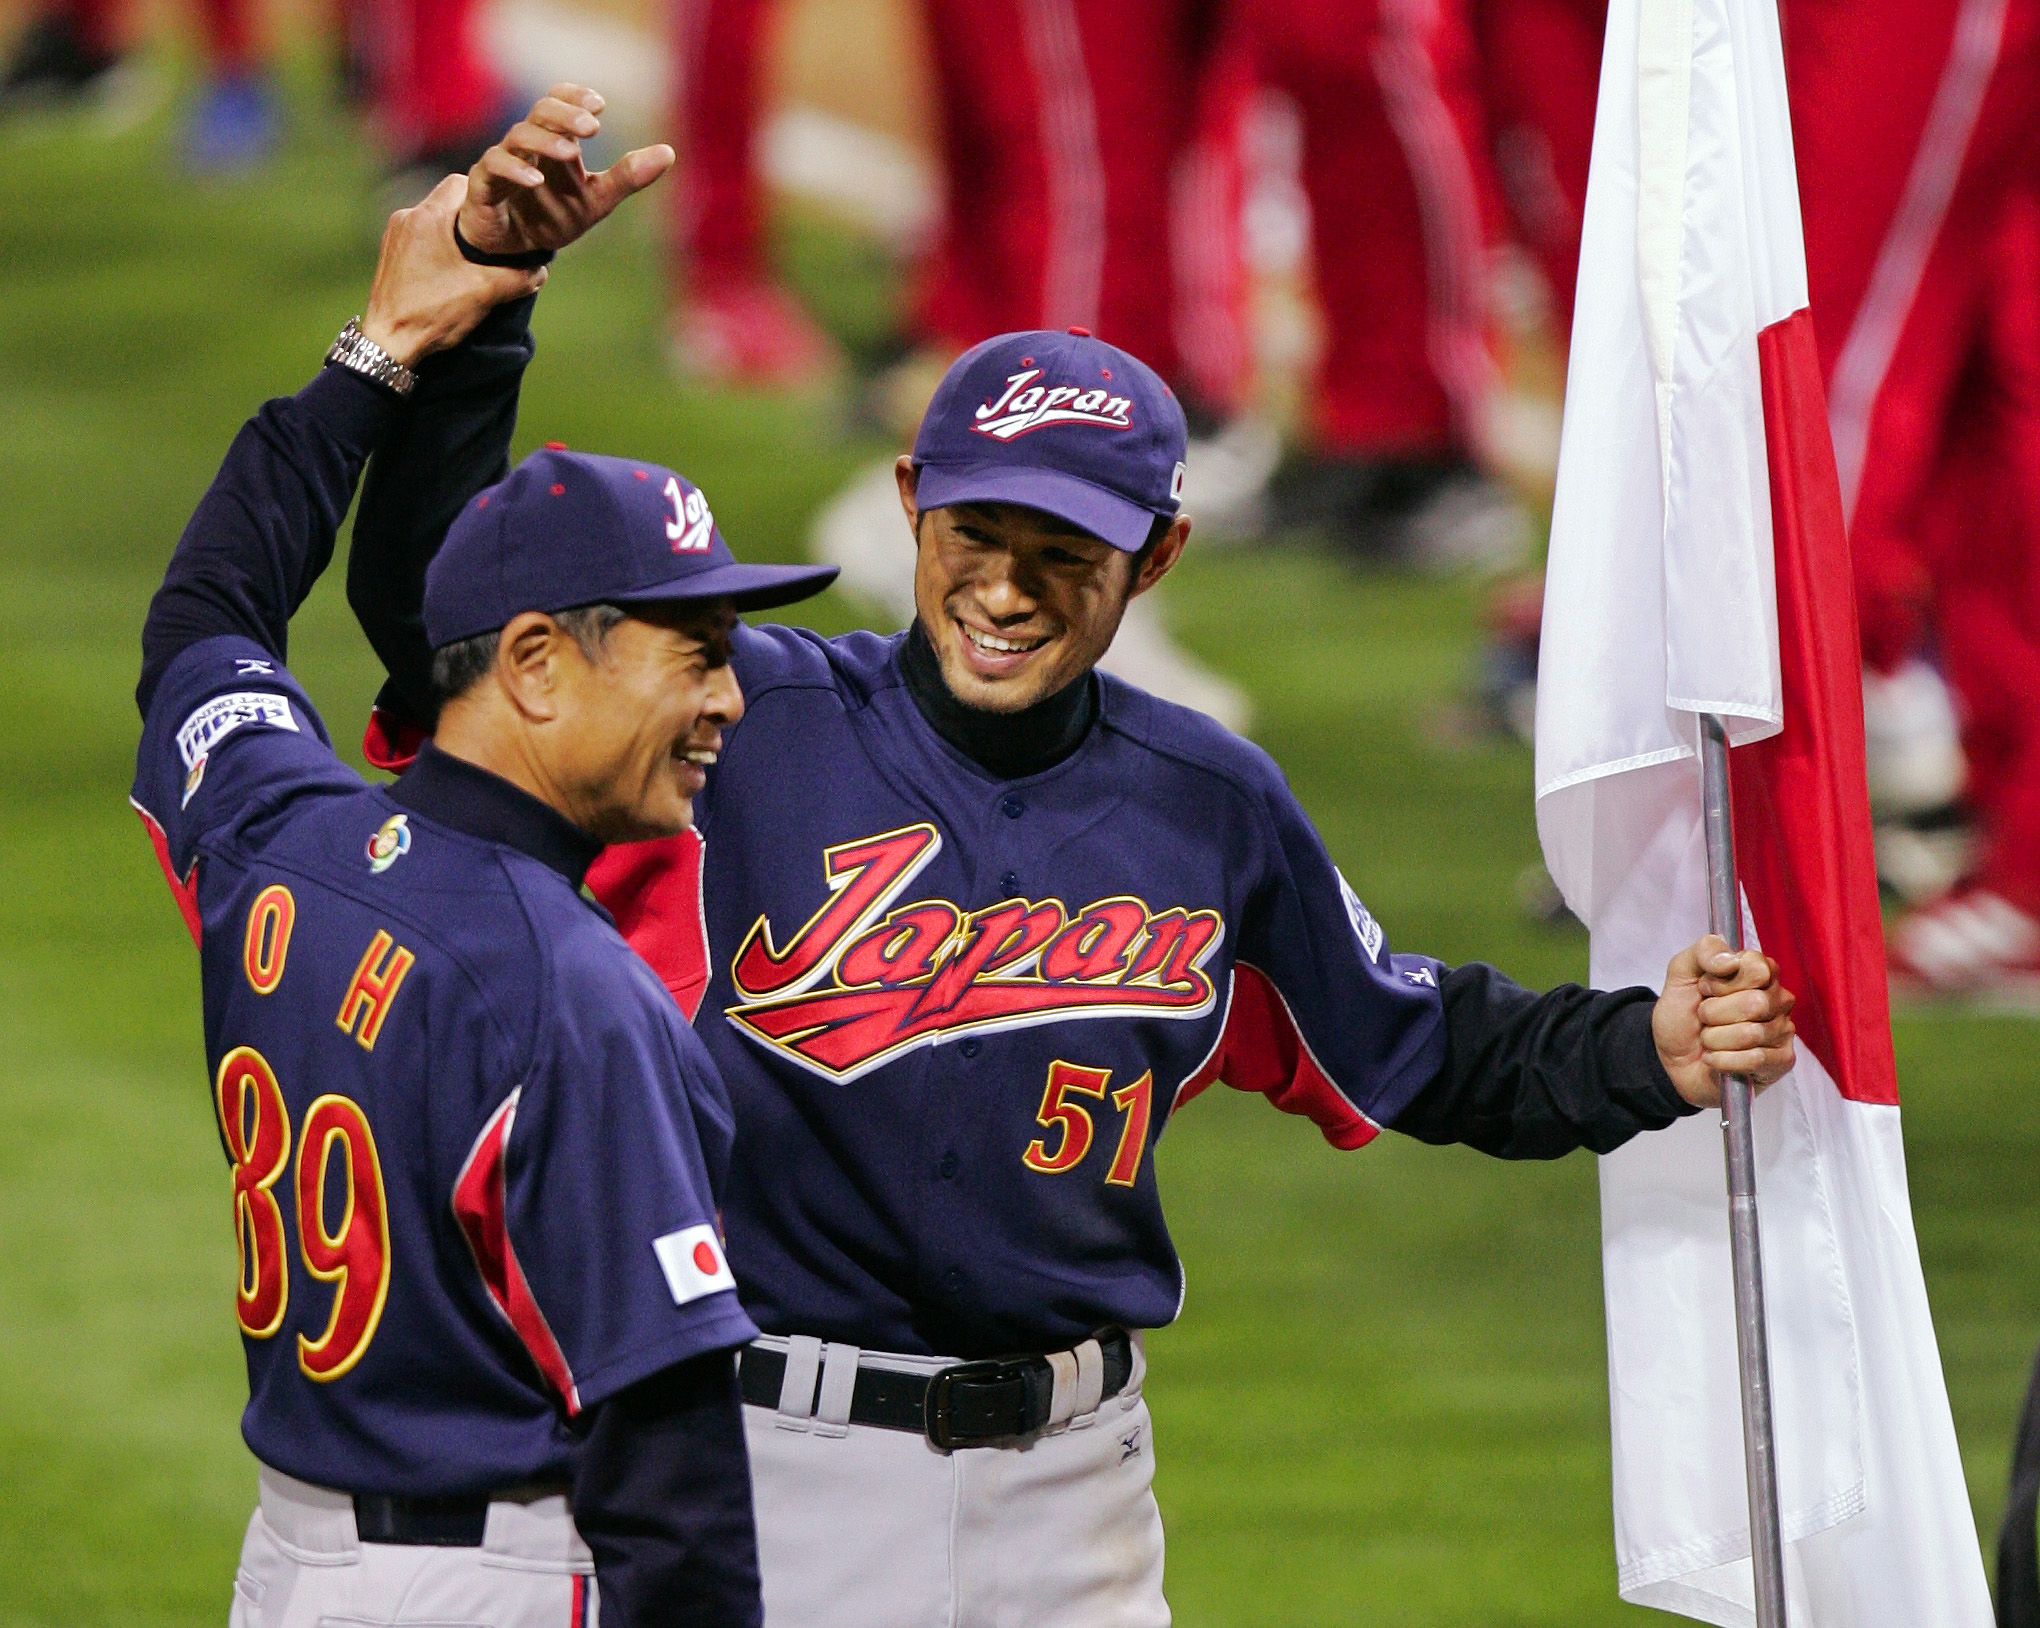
top-left (1170, 963), bottom-right (1380, 1150)
top-left (452, 1091), bottom-right (584, 1415)
top-left (131, 797), bottom-right (202, 946)
top-left (586, 831), bottom-right (712, 1022)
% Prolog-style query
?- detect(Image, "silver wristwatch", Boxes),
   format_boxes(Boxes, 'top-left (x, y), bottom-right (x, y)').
top-left (325, 317), bottom-right (418, 398)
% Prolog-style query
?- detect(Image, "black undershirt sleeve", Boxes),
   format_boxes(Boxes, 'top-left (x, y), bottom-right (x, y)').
top-left (1388, 962), bottom-right (1700, 1159)
top-left (571, 1350), bottom-right (764, 1628)
top-left (347, 294), bottom-right (536, 731)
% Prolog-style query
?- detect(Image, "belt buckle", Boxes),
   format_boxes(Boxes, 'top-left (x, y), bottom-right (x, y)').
top-left (923, 1357), bottom-right (1036, 1451)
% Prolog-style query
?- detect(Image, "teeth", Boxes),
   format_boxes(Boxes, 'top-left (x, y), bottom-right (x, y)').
top-left (685, 750), bottom-right (718, 765)
top-left (964, 625), bottom-right (1044, 655)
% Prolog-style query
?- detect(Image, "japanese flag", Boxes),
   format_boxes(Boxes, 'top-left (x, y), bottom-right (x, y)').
top-left (1534, 0), bottom-right (1992, 1619)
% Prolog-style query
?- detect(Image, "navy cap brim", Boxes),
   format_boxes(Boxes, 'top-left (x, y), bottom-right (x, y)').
top-left (608, 560), bottom-right (840, 614)
top-left (913, 461), bottom-right (1163, 552)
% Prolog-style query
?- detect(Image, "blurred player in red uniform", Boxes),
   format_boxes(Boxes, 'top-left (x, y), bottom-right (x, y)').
top-left (1473, 0), bottom-right (1605, 338)
top-left (668, 0), bottom-right (1251, 413)
top-left (1786, 0), bottom-right (2040, 995)
top-left (0, 0), bottom-right (506, 178)
top-left (668, 0), bottom-right (841, 386)
top-left (909, 0), bottom-right (1249, 419)
top-left (1235, 0), bottom-right (1532, 568)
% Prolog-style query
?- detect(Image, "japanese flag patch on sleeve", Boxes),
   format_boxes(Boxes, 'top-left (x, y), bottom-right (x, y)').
top-left (652, 1224), bottom-right (738, 1307)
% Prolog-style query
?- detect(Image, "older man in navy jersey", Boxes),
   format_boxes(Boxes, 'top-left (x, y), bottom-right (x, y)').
top-left (131, 90), bottom-right (842, 1628)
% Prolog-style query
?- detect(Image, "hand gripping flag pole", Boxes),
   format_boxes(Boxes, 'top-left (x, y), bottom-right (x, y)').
top-left (1700, 714), bottom-right (1789, 1627)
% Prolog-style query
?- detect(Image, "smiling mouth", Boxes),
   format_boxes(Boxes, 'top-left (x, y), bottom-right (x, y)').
top-left (959, 621), bottom-right (1049, 656)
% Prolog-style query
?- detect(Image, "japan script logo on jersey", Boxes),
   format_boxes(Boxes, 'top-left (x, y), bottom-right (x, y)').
top-left (724, 823), bottom-right (1224, 1083)
top-left (665, 477), bottom-right (714, 552)
top-left (973, 369), bottom-right (1134, 442)
top-left (176, 690), bottom-right (297, 769)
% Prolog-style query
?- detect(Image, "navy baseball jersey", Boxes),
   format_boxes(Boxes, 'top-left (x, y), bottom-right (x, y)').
top-left (133, 633), bottom-right (757, 1497)
top-left (590, 622), bottom-right (1448, 1358)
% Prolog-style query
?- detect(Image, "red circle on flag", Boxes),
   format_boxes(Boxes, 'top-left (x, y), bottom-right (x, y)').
top-left (693, 1240), bottom-right (719, 1275)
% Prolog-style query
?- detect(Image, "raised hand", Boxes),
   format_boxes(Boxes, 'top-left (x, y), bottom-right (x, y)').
top-left (459, 84), bottom-right (676, 261)
top-left (1652, 934), bottom-right (1798, 1108)
top-left (361, 175), bottom-right (548, 369)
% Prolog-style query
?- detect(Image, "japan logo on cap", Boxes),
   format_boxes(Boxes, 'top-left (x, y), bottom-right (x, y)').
top-left (973, 368), bottom-right (1134, 442)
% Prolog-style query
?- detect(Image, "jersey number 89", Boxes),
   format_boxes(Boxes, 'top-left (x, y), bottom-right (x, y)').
top-left (216, 1047), bottom-right (392, 1381)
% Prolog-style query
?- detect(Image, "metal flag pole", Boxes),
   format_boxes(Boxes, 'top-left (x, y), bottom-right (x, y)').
top-left (1699, 713), bottom-right (1790, 1626)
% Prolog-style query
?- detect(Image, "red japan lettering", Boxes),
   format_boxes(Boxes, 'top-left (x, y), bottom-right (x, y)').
top-left (837, 902), bottom-right (962, 988)
top-left (731, 823), bottom-right (941, 997)
top-left (1122, 909), bottom-right (1223, 991)
top-left (909, 899), bottom-right (1066, 1020)
top-left (1040, 899), bottom-right (1148, 983)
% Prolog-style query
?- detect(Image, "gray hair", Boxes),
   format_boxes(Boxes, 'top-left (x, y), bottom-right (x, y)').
top-left (428, 602), bottom-right (630, 707)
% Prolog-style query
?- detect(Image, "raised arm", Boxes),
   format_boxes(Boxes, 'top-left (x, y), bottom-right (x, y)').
top-left (348, 85), bottom-right (673, 741)
top-left (138, 178), bottom-right (545, 715)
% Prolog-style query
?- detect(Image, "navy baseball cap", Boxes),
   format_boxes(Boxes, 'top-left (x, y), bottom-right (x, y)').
top-left (423, 448), bottom-right (838, 648)
top-left (911, 329), bottom-right (1188, 552)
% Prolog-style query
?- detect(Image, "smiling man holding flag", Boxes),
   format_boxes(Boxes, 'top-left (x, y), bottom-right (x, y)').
top-left (1537, 0), bottom-right (1995, 1619)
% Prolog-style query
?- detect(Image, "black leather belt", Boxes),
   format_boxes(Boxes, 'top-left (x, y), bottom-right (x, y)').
top-left (738, 1329), bottom-right (1134, 1451)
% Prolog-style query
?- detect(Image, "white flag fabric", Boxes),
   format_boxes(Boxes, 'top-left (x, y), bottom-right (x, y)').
top-left (1535, 0), bottom-right (1993, 1620)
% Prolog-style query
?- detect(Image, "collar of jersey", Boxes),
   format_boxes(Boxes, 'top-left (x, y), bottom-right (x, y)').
top-left (898, 619), bottom-right (1098, 781)
top-left (389, 741), bottom-right (604, 889)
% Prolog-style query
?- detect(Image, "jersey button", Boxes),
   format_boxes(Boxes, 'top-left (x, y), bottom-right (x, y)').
top-left (1000, 870), bottom-right (1021, 896)
top-left (938, 1150), bottom-right (960, 1179)
top-left (959, 1038), bottom-right (981, 1058)
top-left (1001, 795), bottom-right (1025, 818)
top-left (943, 1267), bottom-right (963, 1291)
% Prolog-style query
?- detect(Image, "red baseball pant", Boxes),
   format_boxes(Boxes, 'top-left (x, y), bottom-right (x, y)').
top-left (1787, 0), bottom-right (2040, 910)
top-left (1473, 0), bottom-right (1604, 336)
top-left (1236, 0), bottom-right (1502, 457)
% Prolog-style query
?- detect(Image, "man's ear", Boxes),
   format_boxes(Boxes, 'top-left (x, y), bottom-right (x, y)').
top-left (894, 455), bottom-right (921, 535)
top-left (494, 611), bottom-right (567, 723)
top-left (1128, 514), bottom-right (1192, 601)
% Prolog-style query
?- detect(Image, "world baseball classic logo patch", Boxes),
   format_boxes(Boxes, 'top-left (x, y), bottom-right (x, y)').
top-left (724, 823), bottom-right (1223, 1083)
top-left (973, 368), bottom-right (1134, 442)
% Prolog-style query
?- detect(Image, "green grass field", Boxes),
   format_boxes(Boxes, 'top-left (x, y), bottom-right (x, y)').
top-left (2, 73), bottom-right (2035, 1626)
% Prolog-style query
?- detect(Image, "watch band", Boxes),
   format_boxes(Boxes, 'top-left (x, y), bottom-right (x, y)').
top-left (325, 318), bottom-right (418, 398)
